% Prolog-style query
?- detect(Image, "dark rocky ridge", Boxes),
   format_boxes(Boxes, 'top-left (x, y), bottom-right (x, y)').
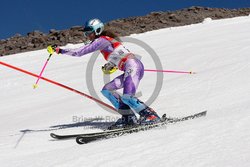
top-left (1, 6), bottom-right (250, 56)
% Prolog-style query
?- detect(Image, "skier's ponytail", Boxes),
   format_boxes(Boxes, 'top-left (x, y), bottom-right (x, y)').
top-left (98, 29), bottom-right (121, 42)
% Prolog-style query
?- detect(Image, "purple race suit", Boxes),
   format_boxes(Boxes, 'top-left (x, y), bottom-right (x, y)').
top-left (61, 36), bottom-right (146, 112)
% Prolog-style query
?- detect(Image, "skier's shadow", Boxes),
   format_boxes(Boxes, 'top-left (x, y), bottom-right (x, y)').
top-left (50, 117), bottom-right (114, 130)
top-left (14, 118), bottom-right (114, 148)
top-left (19, 117), bottom-right (115, 134)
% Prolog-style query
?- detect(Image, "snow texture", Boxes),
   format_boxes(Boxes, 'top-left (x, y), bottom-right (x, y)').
top-left (0, 16), bottom-right (250, 167)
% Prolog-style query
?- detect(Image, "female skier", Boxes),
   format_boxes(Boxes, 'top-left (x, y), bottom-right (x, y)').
top-left (47, 18), bottom-right (161, 129)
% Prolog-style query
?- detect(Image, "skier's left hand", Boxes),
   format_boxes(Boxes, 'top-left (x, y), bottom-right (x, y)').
top-left (47, 45), bottom-right (62, 54)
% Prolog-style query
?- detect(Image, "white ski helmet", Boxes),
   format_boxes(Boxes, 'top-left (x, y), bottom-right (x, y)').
top-left (83, 18), bottom-right (104, 36)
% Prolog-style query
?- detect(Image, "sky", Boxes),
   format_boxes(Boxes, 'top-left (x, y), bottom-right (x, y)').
top-left (0, 0), bottom-right (250, 39)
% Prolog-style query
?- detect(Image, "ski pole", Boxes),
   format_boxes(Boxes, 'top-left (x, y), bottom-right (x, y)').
top-left (0, 61), bottom-right (116, 112)
top-left (33, 54), bottom-right (52, 89)
top-left (144, 69), bottom-right (196, 74)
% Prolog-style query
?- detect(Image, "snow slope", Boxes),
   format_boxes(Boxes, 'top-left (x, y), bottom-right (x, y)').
top-left (1, 16), bottom-right (250, 167)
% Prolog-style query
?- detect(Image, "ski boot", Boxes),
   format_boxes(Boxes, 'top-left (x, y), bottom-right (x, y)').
top-left (108, 105), bottom-right (138, 130)
top-left (138, 107), bottom-right (161, 125)
top-left (108, 114), bottom-right (138, 130)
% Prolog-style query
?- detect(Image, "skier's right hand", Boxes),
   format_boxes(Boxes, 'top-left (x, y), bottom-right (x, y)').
top-left (47, 45), bottom-right (62, 54)
top-left (102, 62), bottom-right (117, 74)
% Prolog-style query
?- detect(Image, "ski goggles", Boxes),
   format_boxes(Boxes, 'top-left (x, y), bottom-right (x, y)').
top-left (83, 27), bottom-right (94, 37)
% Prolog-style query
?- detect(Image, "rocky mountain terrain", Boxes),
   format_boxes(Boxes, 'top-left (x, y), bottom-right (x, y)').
top-left (1, 6), bottom-right (250, 56)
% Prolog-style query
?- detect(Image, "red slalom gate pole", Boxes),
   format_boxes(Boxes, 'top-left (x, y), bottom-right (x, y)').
top-left (144, 69), bottom-right (196, 74)
top-left (0, 61), bottom-right (116, 112)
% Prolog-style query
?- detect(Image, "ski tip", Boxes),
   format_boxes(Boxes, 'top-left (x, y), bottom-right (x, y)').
top-left (201, 110), bottom-right (207, 115)
top-left (194, 110), bottom-right (207, 118)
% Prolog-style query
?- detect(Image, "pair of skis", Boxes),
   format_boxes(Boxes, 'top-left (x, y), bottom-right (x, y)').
top-left (50, 111), bottom-right (207, 145)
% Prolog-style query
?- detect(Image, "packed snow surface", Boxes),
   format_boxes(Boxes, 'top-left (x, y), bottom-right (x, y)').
top-left (1, 16), bottom-right (250, 167)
